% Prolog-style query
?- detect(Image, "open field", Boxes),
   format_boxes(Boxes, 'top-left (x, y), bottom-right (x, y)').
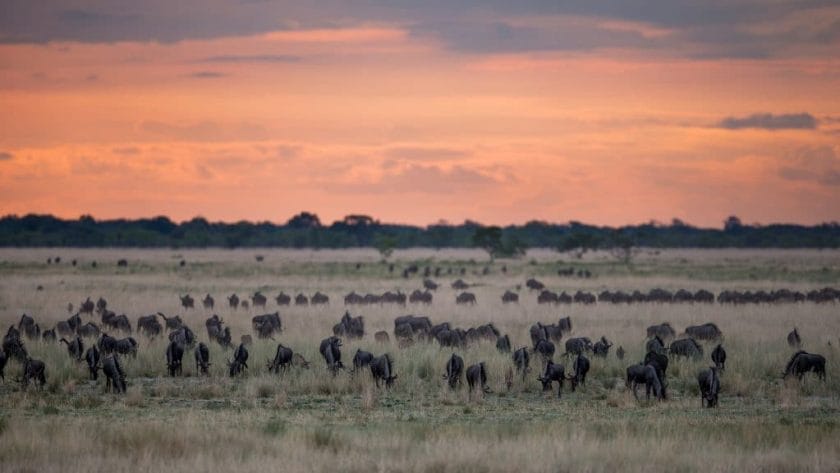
top-left (1, 248), bottom-right (840, 472)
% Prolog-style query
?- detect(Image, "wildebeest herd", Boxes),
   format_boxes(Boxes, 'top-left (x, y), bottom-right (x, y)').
top-left (1, 280), bottom-right (829, 410)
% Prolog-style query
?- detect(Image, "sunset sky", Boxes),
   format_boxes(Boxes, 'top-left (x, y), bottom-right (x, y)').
top-left (1, 1), bottom-right (838, 227)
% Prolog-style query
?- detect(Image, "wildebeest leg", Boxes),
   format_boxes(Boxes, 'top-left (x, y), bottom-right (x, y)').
top-left (631, 382), bottom-right (639, 400)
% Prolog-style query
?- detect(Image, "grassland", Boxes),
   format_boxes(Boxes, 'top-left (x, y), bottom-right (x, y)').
top-left (0, 248), bottom-right (839, 472)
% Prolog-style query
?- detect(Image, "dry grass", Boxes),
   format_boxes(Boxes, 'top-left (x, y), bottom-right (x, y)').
top-left (1, 248), bottom-right (839, 472)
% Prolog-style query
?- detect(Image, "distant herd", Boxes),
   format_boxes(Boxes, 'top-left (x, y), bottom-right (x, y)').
top-left (1, 279), bottom-right (830, 407)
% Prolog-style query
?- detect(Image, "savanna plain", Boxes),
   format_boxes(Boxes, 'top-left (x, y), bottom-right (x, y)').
top-left (0, 248), bottom-right (839, 473)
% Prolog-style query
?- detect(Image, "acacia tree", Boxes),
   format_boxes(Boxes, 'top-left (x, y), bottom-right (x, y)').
top-left (472, 226), bottom-right (526, 261)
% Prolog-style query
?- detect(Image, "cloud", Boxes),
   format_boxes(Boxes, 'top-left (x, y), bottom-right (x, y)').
top-left (188, 71), bottom-right (226, 78)
top-left (140, 120), bottom-right (268, 141)
top-left (383, 146), bottom-right (469, 161)
top-left (338, 163), bottom-right (500, 195)
top-left (778, 146), bottom-right (840, 186)
top-left (0, 151), bottom-right (13, 161)
top-left (717, 113), bottom-right (818, 130)
top-left (200, 54), bottom-right (302, 64)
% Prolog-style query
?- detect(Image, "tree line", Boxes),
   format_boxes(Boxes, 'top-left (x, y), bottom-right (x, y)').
top-left (0, 213), bottom-right (838, 251)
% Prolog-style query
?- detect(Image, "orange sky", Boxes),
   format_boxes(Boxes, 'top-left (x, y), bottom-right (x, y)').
top-left (0, 2), bottom-right (838, 227)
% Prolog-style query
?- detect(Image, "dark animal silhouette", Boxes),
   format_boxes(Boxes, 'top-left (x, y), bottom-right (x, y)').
top-left (166, 340), bottom-right (185, 376)
top-left (203, 294), bottom-right (215, 309)
top-left (711, 344), bottom-right (727, 371)
top-left (229, 343), bottom-right (249, 377)
top-left (697, 367), bottom-right (720, 407)
top-left (0, 349), bottom-right (7, 381)
top-left (568, 354), bottom-right (590, 391)
top-left (669, 338), bottom-right (703, 360)
top-left (85, 346), bottom-right (100, 380)
top-left (626, 364), bottom-right (663, 401)
top-left (592, 336), bottom-right (612, 357)
top-left (194, 342), bottom-right (210, 375)
top-left (60, 336), bottom-right (84, 361)
top-left (787, 328), bottom-right (802, 348)
top-left (352, 349), bottom-right (374, 372)
top-left (783, 351), bottom-right (826, 381)
top-left (466, 362), bottom-right (490, 395)
top-left (496, 334), bottom-right (511, 353)
top-left (370, 353), bottom-right (397, 388)
top-left (564, 337), bottom-right (593, 355)
top-left (535, 339), bottom-right (555, 361)
top-left (538, 360), bottom-right (565, 397)
top-left (319, 336), bottom-right (343, 374)
top-left (684, 323), bottom-right (722, 341)
top-left (42, 328), bottom-right (57, 342)
top-left (443, 353), bottom-right (464, 390)
top-left (616, 346), bottom-right (625, 360)
top-left (102, 354), bottom-right (126, 393)
top-left (267, 343), bottom-right (294, 374)
top-left (22, 357), bottom-right (47, 388)
top-left (512, 347), bottom-right (530, 381)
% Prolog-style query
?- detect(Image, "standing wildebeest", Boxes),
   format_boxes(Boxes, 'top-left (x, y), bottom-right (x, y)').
top-left (352, 349), bottom-right (374, 372)
top-left (275, 292), bottom-right (291, 306)
top-left (85, 345), bottom-right (100, 380)
top-left (670, 338), bottom-right (703, 360)
top-left (568, 354), bottom-right (590, 391)
top-left (530, 323), bottom-right (547, 347)
top-left (711, 344), bottom-right (727, 371)
top-left (295, 293), bottom-right (309, 306)
top-left (114, 337), bottom-right (138, 357)
top-left (626, 364), bottom-right (664, 401)
top-left (77, 322), bottom-right (100, 339)
top-left (496, 334), bottom-right (511, 353)
top-left (228, 294), bottom-right (240, 309)
top-left (60, 336), bottom-right (84, 361)
top-left (593, 337), bottom-right (612, 357)
top-left (229, 343), bottom-right (249, 377)
top-left (501, 291), bottom-right (519, 304)
top-left (312, 292), bottom-right (330, 305)
top-left (423, 278), bottom-right (439, 291)
top-left (370, 354), bottom-right (397, 388)
top-left (684, 323), bottom-right (723, 341)
top-left (166, 340), bottom-right (185, 376)
top-left (456, 292), bottom-right (477, 305)
top-left (22, 357), bottom-right (47, 388)
top-left (538, 360), bottom-right (565, 397)
top-left (783, 351), bottom-right (826, 381)
top-left (102, 354), bottom-right (126, 393)
top-left (787, 328), bottom-right (802, 348)
top-left (646, 323), bottom-right (676, 341)
top-left (267, 343), bottom-right (294, 374)
top-left (697, 367), bottom-right (720, 407)
top-left (320, 336), bottom-right (343, 374)
top-left (158, 313), bottom-right (183, 331)
top-left (80, 297), bottom-right (95, 315)
top-left (169, 326), bottom-right (195, 347)
top-left (18, 314), bottom-right (40, 340)
top-left (195, 342), bottom-right (210, 375)
top-left (98, 333), bottom-right (118, 354)
top-left (56, 313), bottom-right (81, 337)
top-left (564, 337), bottom-right (593, 356)
top-left (180, 294), bottom-right (195, 309)
top-left (512, 347), bottom-right (530, 380)
top-left (443, 353), bottom-right (464, 389)
top-left (535, 339), bottom-right (555, 362)
top-left (0, 348), bottom-right (7, 381)
top-left (202, 294), bottom-right (215, 309)
top-left (646, 335), bottom-right (666, 354)
top-left (333, 311), bottom-right (365, 339)
top-left (466, 362), bottom-right (490, 395)
top-left (526, 278), bottom-right (545, 291)
top-left (137, 314), bottom-right (162, 338)
top-left (616, 346), bottom-right (625, 360)
top-left (252, 312), bottom-right (282, 339)
top-left (252, 291), bottom-right (267, 308)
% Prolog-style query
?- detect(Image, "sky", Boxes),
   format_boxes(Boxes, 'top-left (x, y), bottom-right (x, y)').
top-left (0, 1), bottom-right (838, 227)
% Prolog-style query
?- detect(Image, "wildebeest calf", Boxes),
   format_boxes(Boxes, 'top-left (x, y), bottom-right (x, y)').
top-left (697, 367), bottom-right (720, 407)
top-left (443, 353), bottom-right (464, 390)
top-left (538, 360), bottom-right (565, 397)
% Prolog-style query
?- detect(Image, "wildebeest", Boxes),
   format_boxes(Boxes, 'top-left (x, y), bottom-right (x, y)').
top-left (409, 289), bottom-right (433, 304)
top-left (253, 312), bottom-right (283, 339)
top-left (684, 323), bottom-right (723, 341)
top-left (616, 346), bottom-right (625, 360)
top-left (228, 294), bottom-right (240, 309)
top-left (669, 338), bottom-right (703, 360)
top-left (85, 345), bottom-right (100, 380)
top-left (77, 322), bottom-right (100, 339)
top-left (194, 342), bottom-right (210, 375)
top-left (22, 357), bottom-right (47, 388)
top-left (312, 292), bottom-right (330, 305)
top-left (568, 354), bottom-right (590, 391)
top-left (320, 336), bottom-right (343, 374)
top-left (158, 313), bottom-right (183, 331)
top-left (512, 347), bottom-right (530, 380)
top-left (538, 360), bottom-right (565, 397)
top-left (274, 292), bottom-right (291, 306)
top-left (292, 353), bottom-right (311, 369)
top-left (202, 294), bottom-right (215, 309)
top-left (626, 364), bottom-right (663, 401)
top-left (526, 278), bottom-right (545, 291)
top-left (100, 311), bottom-right (132, 334)
top-left (352, 349), bottom-right (374, 372)
top-left (646, 335), bottom-right (666, 354)
top-left (564, 337), bottom-right (593, 356)
top-left (535, 339), bottom-right (555, 361)
top-left (166, 340), bottom-right (185, 376)
top-left (98, 333), bottom-right (117, 354)
top-left (456, 292), bottom-right (477, 305)
top-left (252, 291), bottom-right (267, 308)
top-left (697, 367), bottom-right (720, 407)
top-left (501, 290), bottom-right (519, 303)
top-left (530, 323), bottom-right (547, 347)
top-left (137, 314), bottom-right (163, 338)
top-left (169, 326), bottom-right (195, 347)
top-left (646, 323), bottom-right (676, 341)
top-left (783, 351), bottom-right (826, 381)
top-left (711, 344), bottom-right (727, 371)
top-left (42, 328), bottom-right (56, 342)
top-left (102, 354), bottom-right (126, 393)
top-left (229, 343), bottom-right (249, 377)
top-left (180, 294), bottom-right (195, 309)
top-left (374, 331), bottom-right (390, 343)
top-left (267, 343), bottom-right (294, 374)
top-left (466, 362), bottom-right (490, 394)
top-left (393, 315), bottom-right (432, 340)
top-left (787, 328), bottom-right (802, 348)
top-left (593, 336), bottom-right (612, 357)
top-left (443, 353), bottom-right (464, 389)
top-left (60, 336), bottom-right (84, 361)
top-left (423, 279), bottom-right (439, 291)
top-left (295, 293), bottom-right (309, 306)
top-left (79, 297), bottom-right (95, 315)
top-left (18, 313), bottom-right (40, 340)
top-left (370, 354), bottom-right (397, 388)
top-left (0, 349), bottom-right (7, 381)
top-left (333, 311), bottom-right (364, 339)
top-left (451, 279), bottom-right (469, 290)
top-left (114, 337), bottom-right (138, 357)
top-left (56, 313), bottom-right (81, 337)
top-left (496, 334), bottom-right (511, 353)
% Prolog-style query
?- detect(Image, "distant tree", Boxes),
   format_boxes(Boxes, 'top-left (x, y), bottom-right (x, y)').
top-left (472, 226), bottom-right (525, 260)
top-left (374, 235), bottom-right (398, 260)
top-left (342, 214), bottom-right (377, 227)
top-left (557, 231), bottom-right (601, 258)
top-left (724, 215), bottom-right (743, 231)
top-left (608, 230), bottom-right (638, 265)
top-left (286, 212), bottom-right (322, 228)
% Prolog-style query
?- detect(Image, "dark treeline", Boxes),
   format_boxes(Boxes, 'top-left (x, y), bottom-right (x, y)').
top-left (0, 213), bottom-right (838, 250)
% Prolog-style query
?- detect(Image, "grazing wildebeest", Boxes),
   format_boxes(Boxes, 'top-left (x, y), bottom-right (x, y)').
top-left (333, 311), bottom-right (365, 339)
top-left (443, 353), bottom-right (464, 389)
top-left (180, 294), bottom-right (194, 309)
top-left (393, 315), bottom-right (432, 340)
top-left (669, 338), bottom-right (703, 360)
top-left (697, 367), bottom-right (720, 407)
top-left (466, 362), bottom-right (490, 395)
top-left (352, 349), bottom-right (374, 372)
top-left (101, 311), bottom-right (132, 334)
top-left (320, 336), bottom-right (343, 374)
top-left (711, 344), bottom-right (727, 371)
top-left (423, 279), bottom-right (439, 291)
top-left (626, 364), bottom-right (663, 401)
top-left (202, 294), bottom-right (215, 309)
top-left (564, 337), bottom-right (593, 356)
top-left (496, 334), bottom-right (511, 353)
top-left (169, 326), bottom-right (195, 347)
top-left (195, 342), bottom-right (210, 375)
top-left (77, 322), bottom-right (100, 339)
top-left (114, 337), bottom-right (138, 357)
top-left (370, 354), bottom-right (397, 388)
top-left (501, 290), bottom-right (519, 304)
top-left (568, 354), bottom-right (590, 391)
top-left (158, 313), bottom-right (183, 331)
top-left (783, 351), bottom-right (826, 381)
top-left (85, 345), bottom-right (100, 380)
top-left (538, 360), bottom-right (565, 397)
top-left (137, 315), bottom-right (162, 338)
top-left (452, 279), bottom-right (469, 290)
top-left (616, 346), bottom-right (625, 360)
top-left (98, 333), bottom-right (117, 354)
top-left (166, 340), bottom-right (185, 376)
top-left (456, 292), bottom-right (477, 305)
top-left (646, 323), bottom-right (676, 341)
top-left (228, 294), bottom-right (240, 309)
top-left (102, 354), bottom-right (126, 393)
top-left (60, 336), bottom-right (84, 361)
top-left (535, 339), bottom-right (555, 361)
top-left (593, 336), bottom-right (612, 358)
top-left (409, 289), bottom-right (433, 304)
top-left (537, 290), bottom-right (559, 305)
top-left (684, 323), bottom-right (723, 341)
top-left (787, 328), bottom-right (802, 348)
top-left (530, 323), bottom-right (547, 347)
top-left (22, 357), bottom-right (47, 388)
top-left (374, 331), bottom-right (390, 343)
top-left (229, 343), bottom-right (249, 377)
top-left (512, 347), bottom-right (530, 380)
top-left (0, 349), bottom-right (7, 381)
top-left (267, 343), bottom-right (294, 374)
top-left (42, 328), bottom-right (56, 342)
